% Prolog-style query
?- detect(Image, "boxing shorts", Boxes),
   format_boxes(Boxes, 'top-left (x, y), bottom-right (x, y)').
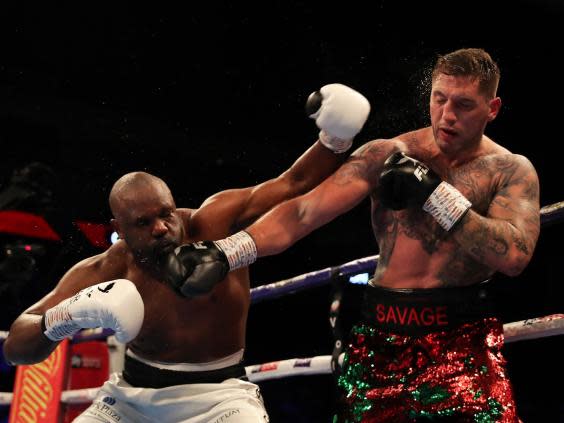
top-left (335, 282), bottom-right (519, 422)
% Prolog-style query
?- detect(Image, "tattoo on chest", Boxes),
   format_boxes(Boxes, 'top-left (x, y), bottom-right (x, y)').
top-left (370, 155), bottom-right (517, 286)
top-left (400, 210), bottom-right (447, 254)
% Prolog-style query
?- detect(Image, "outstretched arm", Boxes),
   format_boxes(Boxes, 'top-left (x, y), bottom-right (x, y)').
top-left (248, 141), bottom-right (391, 256)
top-left (165, 140), bottom-right (396, 296)
top-left (451, 155), bottom-right (540, 276)
top-left (192, 84), bottom-right (371, 236)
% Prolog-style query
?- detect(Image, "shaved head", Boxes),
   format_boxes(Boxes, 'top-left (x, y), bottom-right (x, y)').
top-left (108, 172), bottom-right (183, 260)
top-left (109, 172), bottom-right (173, 219)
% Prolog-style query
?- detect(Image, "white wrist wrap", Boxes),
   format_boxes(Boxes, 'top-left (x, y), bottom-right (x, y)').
top-left (43, 305), bottom-right (81, 341)
top-left (319, 130), bottom-right (353, 154)
top-left (422, 181), bottom-right (471, 231)
top-left (215, 231), bottom-right (257, 270)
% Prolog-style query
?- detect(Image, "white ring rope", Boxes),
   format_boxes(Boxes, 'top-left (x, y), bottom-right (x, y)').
top-left (1, 200), bottom-right (563, 406)
top-left (251, 201), bottom-right (564, 303)
top-left (0, 313), bottom-right (562, 405)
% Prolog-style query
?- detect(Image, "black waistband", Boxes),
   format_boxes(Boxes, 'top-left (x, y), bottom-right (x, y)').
top-left (122, 354), bottom-right (248, 388)
top-left (361, 281), bottom-right (496, 335)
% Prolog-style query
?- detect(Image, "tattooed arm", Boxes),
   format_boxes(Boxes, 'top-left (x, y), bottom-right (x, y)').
top-left (247, 140), bottom-right (396, 257)
top-left (451, 154), bottom-right (540, 276)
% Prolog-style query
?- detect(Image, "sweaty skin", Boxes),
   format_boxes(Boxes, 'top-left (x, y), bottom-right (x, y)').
top-left (4, 141), bottom-right (347, 364)
top-left (246, 74), bottom-right (540, 289)
top-left (367, 129), bottom-right (538, 288)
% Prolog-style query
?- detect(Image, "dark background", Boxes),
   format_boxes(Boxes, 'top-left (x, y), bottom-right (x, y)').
top-left (1, 1), bottom-right (563, 421)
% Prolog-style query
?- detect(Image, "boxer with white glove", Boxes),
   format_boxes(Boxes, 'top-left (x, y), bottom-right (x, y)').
top-left (41, 279), bottom-right (144, 344)
top-left (164, 84), bottom-right (371, 297)
top-left (306, 83), bottom-right (371, 153)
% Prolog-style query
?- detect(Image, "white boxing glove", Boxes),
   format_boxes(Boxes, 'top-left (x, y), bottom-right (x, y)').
top-left (41, 279), bottom-right (144, 344)
top-left (306, 83), bottom-right (371, 153)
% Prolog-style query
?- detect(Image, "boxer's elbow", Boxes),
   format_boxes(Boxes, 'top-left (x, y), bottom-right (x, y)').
top-left (3, 317), bottom-right (58, 365)
top-left (498, 250), bottom-right (532, 277)
top-left (2, 336), bottom-right (41, 365)
top-left (2, 337), bottom-right (17, 365)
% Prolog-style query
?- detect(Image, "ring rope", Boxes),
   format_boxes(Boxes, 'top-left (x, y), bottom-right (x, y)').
top-left (0, 201), bottom-right (562, 406)
top-left (252, 201), bottom-right (563, 303)
top-left (0, 314), bottom-right (562, 406)
top-left (1, 201), bottom-right (562, 339)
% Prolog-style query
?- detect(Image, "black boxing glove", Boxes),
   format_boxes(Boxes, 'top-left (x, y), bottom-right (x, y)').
top-left (163, 232), bottom-right (257, 297)
top-left (379, 152), bottom-right (471, 231)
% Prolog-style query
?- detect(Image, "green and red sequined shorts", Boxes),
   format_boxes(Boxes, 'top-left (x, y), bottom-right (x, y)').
top-left (335, 284), bottom-right (519, 422)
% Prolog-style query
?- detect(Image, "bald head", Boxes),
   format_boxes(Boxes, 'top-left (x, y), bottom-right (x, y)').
top-left (109, 172), bottom-right (173, 219)
top-left (108, 172), bottom-right (183, 260)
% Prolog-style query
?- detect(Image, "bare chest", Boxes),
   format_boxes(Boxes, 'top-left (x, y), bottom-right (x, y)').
top-left (122, 264), bottom-right (250, 361)
top-left (369, 161), bottom-right (499, 286)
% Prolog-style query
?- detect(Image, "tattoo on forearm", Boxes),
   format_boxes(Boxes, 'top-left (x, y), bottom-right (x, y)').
top-left (512, 231), bottom-right (529, 255)
top-left (370, 150), bottom-right (538, 285)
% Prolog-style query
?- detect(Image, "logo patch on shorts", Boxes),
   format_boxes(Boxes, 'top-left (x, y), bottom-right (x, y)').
top-left (102, 396), bottom-right (116, 405)
top-left (88, 400), bottom-right (122, 422)
top-left (212, 408), bottom-right (240, 423)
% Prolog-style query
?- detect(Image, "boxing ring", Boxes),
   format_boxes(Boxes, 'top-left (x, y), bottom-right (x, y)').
top-left (0, 201), bottom-right (563, 416)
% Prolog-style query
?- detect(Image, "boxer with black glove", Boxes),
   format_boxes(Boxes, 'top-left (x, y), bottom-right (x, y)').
top-left (165, 83), bottom-right (370, 297)
top-left (163, 234), bottom-right (254, 297)
top-left (379, 151), bottom-right (472, 231)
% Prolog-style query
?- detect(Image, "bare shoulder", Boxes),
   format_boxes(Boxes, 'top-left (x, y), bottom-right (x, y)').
top-left (25, 243), bottom-right (130, 314)
top-left (328, 138), bottom-right (402, 187)
top-left (499, 152), bottom-right (536, 170)
top-left (60, 242), bottom-right (129, 287)
top-left (492, 154), bottom-right (540, 206)
top-left (480, 136), bottom-right (536, 173)
top-left (352, 138), bottom-right (398, 157)
top-left (396, 127), bottom-right (430, 143)
top-left (397, 127), bottom-right (437, 159)
top-left (484, 152), bottom-right (538, 180)
top-left (196, 188), bottom-right (250, 210)
top-left (188, 189), bottom-right (250, 238)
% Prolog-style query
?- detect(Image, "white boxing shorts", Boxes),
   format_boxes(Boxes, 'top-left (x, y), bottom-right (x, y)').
top-left (73, 349), bottom-right (269, 423)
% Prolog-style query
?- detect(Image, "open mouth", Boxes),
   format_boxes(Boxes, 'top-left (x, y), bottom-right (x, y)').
top-left (439, 127), bottom-right (457, 140)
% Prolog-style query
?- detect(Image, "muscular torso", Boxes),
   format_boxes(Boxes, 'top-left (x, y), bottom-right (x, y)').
top-left (125, 210), bottom-right (250, 363)
top-left (127, 264), bottom-right (249, 363)
top-left (369, 128), bottom-right (511, 289)
top-left (54, 206), bottom-right (252, 364)
top-left (15, 142), bottom-right (349, 365)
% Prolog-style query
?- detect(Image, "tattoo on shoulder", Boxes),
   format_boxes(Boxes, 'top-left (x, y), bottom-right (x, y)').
top-left (492, 155), bottom-right (519, 172)
top-left (331, 142), bottom-right (389, 186)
